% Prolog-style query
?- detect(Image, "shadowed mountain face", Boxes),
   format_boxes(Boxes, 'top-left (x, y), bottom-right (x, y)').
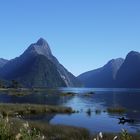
top-left (23, 38), bottom-right (81, 87)
top-left (0, 38), bottom-right (81, 88)
top-left (0, 58), bottom-right (8, 68)
top-left (116, 51), bottom-right (140, 88)
top-left (78, 58), bottom-right (124, 88)
top-left (0, 59), bottom-right (9, 85)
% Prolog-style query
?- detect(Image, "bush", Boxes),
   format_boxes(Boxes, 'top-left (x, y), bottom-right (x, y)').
top-left (0, 116), bottom-right (45, 140)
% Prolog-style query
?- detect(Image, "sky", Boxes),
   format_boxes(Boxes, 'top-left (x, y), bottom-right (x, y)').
top-left (0, 0), bottom-right (140, 76)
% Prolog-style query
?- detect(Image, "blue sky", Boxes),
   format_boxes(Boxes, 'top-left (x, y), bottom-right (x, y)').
top-left (0, 0), bottom-right (140, 76)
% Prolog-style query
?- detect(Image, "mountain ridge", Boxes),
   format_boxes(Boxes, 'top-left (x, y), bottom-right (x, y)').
top-left (0, 38), bottom-right (81, 88)
top-left (78, 58), bottom-right (124, 88)
top-left (78, 51), bottom-right (140, 88)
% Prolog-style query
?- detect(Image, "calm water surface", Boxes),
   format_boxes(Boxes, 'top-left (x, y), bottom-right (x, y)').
top-left (0, 88), bottom-right (140, 133)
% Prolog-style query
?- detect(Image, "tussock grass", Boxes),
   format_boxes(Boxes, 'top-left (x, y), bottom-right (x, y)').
top-left (93, 132), bottom-right (140, 140)
top-left (0, 103), bottom-right (74, 117)
top-left (29, 121), bottom-right (90, 140)
top-left (107, 107), bottom-right (127, 114)
top-left (83, 92), bottom-right (95, 97)
top-left (0, 116), bottom-right (140, 139)
top-left (0, 118), bottom-right (91, 140)
top-left (8, 91), bottom-right (31, 97)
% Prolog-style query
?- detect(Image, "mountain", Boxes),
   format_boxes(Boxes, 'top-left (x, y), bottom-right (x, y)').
top-left (0, 58), bottom-right (9, 87)
top-left (0, 58), bottom-right (8, 68)
top-left (0, 38), bottom-right (81, 88)
top-left (116, 51), bottom-right (140, 88)
top-left (78, 58), bottom-right (124, 88)
top-left (23, 38), bottom-right (81, 87)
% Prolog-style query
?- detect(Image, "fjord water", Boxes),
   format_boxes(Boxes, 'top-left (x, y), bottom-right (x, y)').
top-left (0, 88), bottom-right (140, 133)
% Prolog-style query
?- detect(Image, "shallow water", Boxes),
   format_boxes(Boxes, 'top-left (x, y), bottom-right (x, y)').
top-left (0, 88), bottom-right (140, 133)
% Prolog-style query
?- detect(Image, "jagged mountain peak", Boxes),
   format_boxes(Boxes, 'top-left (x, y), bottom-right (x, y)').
top-left (105, 58), bottom-right (124, 66)
top-left (23, 38), bottom-right (52, 58)
top-left (127, 51), bottom-right (140, 56)
top-left (125, 51), bottom-right (140, 62)
top-left (36, 38), bottom-right (48, 46)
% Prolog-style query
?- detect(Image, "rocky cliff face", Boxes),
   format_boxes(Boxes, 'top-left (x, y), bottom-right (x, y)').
top-left (0, 38), bottom-right (81, 88)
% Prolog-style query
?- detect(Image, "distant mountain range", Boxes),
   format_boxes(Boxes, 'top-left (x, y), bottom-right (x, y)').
top-left (0, 38), bottom-right (81, 88)
top-left (78, 51), bottom-right (140, 88)
top-left (78, 58), bottom-right (124, 88)
top-left (0, 38), bottom-right (140, 88)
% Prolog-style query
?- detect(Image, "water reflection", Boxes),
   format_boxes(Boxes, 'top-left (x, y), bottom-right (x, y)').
top-left (0, 88), bottom-right (140, 133)
top-left (0, 90), bottom-right (73, 105)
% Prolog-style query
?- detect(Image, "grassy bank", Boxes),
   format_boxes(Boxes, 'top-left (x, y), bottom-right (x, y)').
top-left (0, 103), bottom-right (74, 117)
top-left (0, 117), bottom-right (140, 140)
top-left (92, 132), bottom-right (140, 140)
top-left (0, 117), bottom-right (91, 140)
